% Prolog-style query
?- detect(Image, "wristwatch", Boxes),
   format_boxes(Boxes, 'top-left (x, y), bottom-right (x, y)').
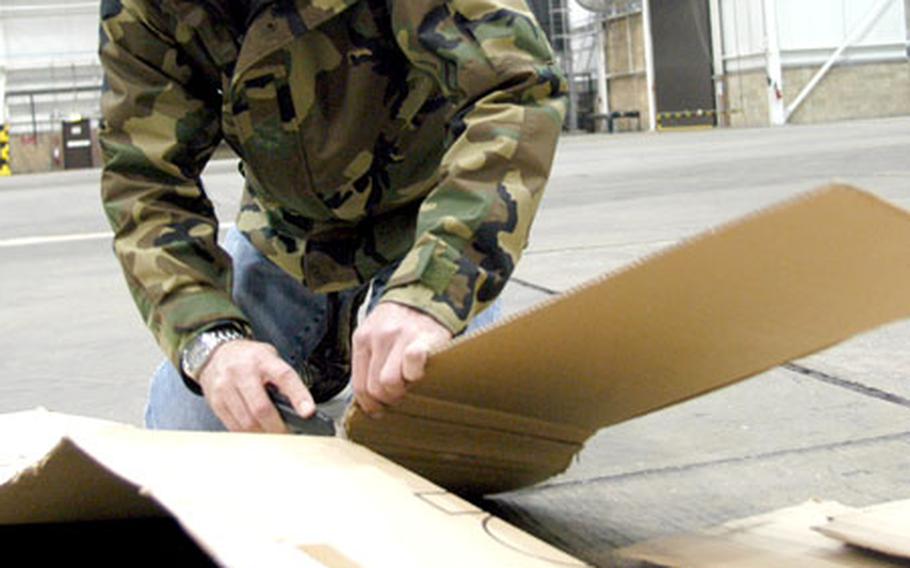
top-left (180, 324), bottom-right (248, 382)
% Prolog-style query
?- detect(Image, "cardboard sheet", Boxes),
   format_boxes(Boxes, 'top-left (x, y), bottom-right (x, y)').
top-left (346, 185), bottom-right (910, 494)
top-left (617, 500), bottom-right (907, 567)
top-left (815, 499), bottom-right (910, 559)
top-left (0, 409), bottom-right (585, 568)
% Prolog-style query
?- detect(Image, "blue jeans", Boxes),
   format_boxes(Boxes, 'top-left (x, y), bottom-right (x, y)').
top-left (145, 228), bottom-right (501, 431)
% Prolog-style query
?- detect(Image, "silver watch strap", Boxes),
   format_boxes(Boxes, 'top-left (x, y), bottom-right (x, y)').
top-left (181, 326), bottom-right (247, 381)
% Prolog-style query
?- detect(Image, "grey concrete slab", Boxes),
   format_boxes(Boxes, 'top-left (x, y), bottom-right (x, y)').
top-left (533, 117), bottom-right (910, 256)
top-left (0, 174), bottom-right (111, 239)
top-left (498, 280), bottom-right (554, 318)
top-left (0, 239), bottom-right (159, 424)
top-left (0, 160), bottom-right (244, 241)
top-left (516, 242), bottom-right (672, 291)
top-left (795, 321), bottom-right (910, 400)
top-left (550, 367), bottom-right (910, 483)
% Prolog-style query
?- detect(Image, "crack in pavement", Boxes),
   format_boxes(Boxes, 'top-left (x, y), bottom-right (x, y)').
top-left (783, 363), bottom-right (910, 409)
top-left (512, 429), bottom-right (910, 496)
top-left (509, 277), bottom-right (561, 296)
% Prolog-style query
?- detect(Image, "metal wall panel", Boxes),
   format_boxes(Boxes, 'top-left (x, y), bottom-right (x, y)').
top-left (721, 0), bottom-right (908, 71)
top-left (651, 0), bottom-right (716, 127)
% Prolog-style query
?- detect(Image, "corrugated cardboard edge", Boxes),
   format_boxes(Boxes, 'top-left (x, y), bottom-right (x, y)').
top-left (814, 499), bottom-right (910, 559)
top-left (430, 185), bottom-right (902, 355)
top-left (618, 499), bottom-right (906, 568)
top-left (416, 183), bottom-right (910, 426)
top-left (344, 393), bottom-right (587, 494)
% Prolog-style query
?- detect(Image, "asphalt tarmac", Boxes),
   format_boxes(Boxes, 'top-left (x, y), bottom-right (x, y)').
top-left (2, 116), bottom-right (909, 565)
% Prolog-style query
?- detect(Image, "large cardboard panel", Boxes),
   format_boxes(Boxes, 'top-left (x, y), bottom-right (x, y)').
top-left (618, 500), bottom-right (906, 567)
top-left (815, 499), bottom-right (910, 559)
top-left (0, 409), bottom-right (585, 568)
top-left (346, 185), bottom-right (910, 494)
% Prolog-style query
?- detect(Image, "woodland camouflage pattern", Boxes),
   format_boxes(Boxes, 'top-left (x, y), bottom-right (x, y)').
top-left (99, 0), bottom-right (566, 366)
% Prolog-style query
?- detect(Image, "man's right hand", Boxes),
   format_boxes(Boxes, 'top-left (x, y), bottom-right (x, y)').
top-left (197, 340), bottom-right (315, 433)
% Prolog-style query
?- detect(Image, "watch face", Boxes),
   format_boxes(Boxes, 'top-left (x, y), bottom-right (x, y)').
top-left (187, 339), bottom-right (209, 374)
top-left (182, 336), bottom-right (209, 379)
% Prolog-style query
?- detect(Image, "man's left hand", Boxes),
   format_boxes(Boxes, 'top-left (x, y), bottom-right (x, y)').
top-left (351, 303), bottom-right (452, 416)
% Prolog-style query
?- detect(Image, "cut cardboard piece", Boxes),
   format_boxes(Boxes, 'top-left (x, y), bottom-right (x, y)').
top-left (346, 185), bottom-right (910, 495)
top-left (0, 409), bottom-right (585, 568)
top-left (617, 500), bottom-right (907, 567)
top-left (815, 499), bottom-right (910, 559)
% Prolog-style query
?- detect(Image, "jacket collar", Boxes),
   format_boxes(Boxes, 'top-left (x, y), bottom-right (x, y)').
top-left (229, 0), bottom-right (360, 86)
top-left (201, 0), bottom-right (358, 34)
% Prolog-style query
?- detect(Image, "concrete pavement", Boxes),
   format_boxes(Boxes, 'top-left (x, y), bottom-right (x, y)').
top-left (2, 116), bottom-right (909, 565)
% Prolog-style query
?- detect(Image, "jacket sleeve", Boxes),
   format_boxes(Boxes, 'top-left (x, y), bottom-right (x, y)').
top-left (378, 0), bottom-right (567, 334)
top-left (99, 0), bottom-right (250, 367)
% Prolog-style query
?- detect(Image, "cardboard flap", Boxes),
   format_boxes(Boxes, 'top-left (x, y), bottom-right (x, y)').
top-left (0, 437), bottom-right (166, 524)
top-left (618, 500), bottom-right (905, 568)
top-left (0, 410), bottom-right (585, 568)
top-left (347, 185), bottom-right (910, 494)
top-left (815, 499), bottom-right (910, 559)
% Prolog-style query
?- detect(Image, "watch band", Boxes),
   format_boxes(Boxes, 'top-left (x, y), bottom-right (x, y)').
top-left (180, 325), bottom-right (248, 382)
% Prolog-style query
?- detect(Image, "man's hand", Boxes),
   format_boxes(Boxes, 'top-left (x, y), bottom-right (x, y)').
top-left (198, 340), bottom-right (315, 433)
top-left (351, 303), bottom-right (452, 416)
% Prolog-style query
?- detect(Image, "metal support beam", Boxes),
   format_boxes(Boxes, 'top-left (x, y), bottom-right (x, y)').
top-left (0, 12), bottom-right (6, 125)
top-left (559, 0), bottom-right (578, 132)
top-left (594, 20), bottom-right (610, 118)
top-left (762, 0), bottom-right (786, 126)
top-left (29, 94), bottom-right (37, 138)
top-left (0, 70), bottom-right (6, 126)
top-left (786, 0), bottom-right (898, 122)
top-left (708, 0), bottom-right (725, 126)
top-left (642, 0), bottom-right (657, 131)
top-left (905, 0), bottom-right (910, 56)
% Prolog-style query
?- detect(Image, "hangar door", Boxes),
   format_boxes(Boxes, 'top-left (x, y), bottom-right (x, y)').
top-left (650, 0), bottom-right (716, 129)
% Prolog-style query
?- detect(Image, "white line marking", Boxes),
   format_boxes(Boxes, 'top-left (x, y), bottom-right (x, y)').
top-left (0, 223), bottom-right (236, 249)
top-left (0, 231), bottom-right (111, 248)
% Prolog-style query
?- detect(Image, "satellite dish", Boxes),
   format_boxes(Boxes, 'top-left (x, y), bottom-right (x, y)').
top-left (575, 0), bottom-right (613, 12)
top-left (575, 0), bottom-right (641, 14)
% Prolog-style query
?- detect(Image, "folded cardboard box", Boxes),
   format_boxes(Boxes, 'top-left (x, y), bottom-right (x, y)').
top-left (0, 409), bottom-right (586, 567)
top-left (346, 185), bottom-right (910, 495)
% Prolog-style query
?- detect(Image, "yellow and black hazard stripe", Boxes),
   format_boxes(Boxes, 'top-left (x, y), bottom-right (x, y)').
top-left (656, 109), bottom-right (717, 131)
top-left (0, 124), bottom-right (10, 176)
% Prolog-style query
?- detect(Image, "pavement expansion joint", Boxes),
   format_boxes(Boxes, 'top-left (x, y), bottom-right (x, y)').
top-left (784, 363), bottom-right (910, 409)
top-left (524, 239), bottom-right (678, 256)
top-left (509, 277), bottom-right (561, 296)
top-left (518, 429), bottom-right (910, 496)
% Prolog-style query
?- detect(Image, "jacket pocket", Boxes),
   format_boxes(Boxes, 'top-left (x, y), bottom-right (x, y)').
top-left (231, 65), bottom-right (333, 220)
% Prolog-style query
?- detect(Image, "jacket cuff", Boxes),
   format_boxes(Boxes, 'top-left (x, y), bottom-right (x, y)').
top-left (378, 234), bottom-right (481, 335)
top-left (378, 284), bottom-right (466, 336)
top-left (155, 290), bottom-right (252, 377)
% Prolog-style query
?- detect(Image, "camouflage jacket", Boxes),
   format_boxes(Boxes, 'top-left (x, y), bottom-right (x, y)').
top-left (99, 0), bottom-right (566, 367)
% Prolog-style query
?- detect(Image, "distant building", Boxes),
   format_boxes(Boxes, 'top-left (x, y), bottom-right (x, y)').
top-left (598, 0), bottom-right (910, 130)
